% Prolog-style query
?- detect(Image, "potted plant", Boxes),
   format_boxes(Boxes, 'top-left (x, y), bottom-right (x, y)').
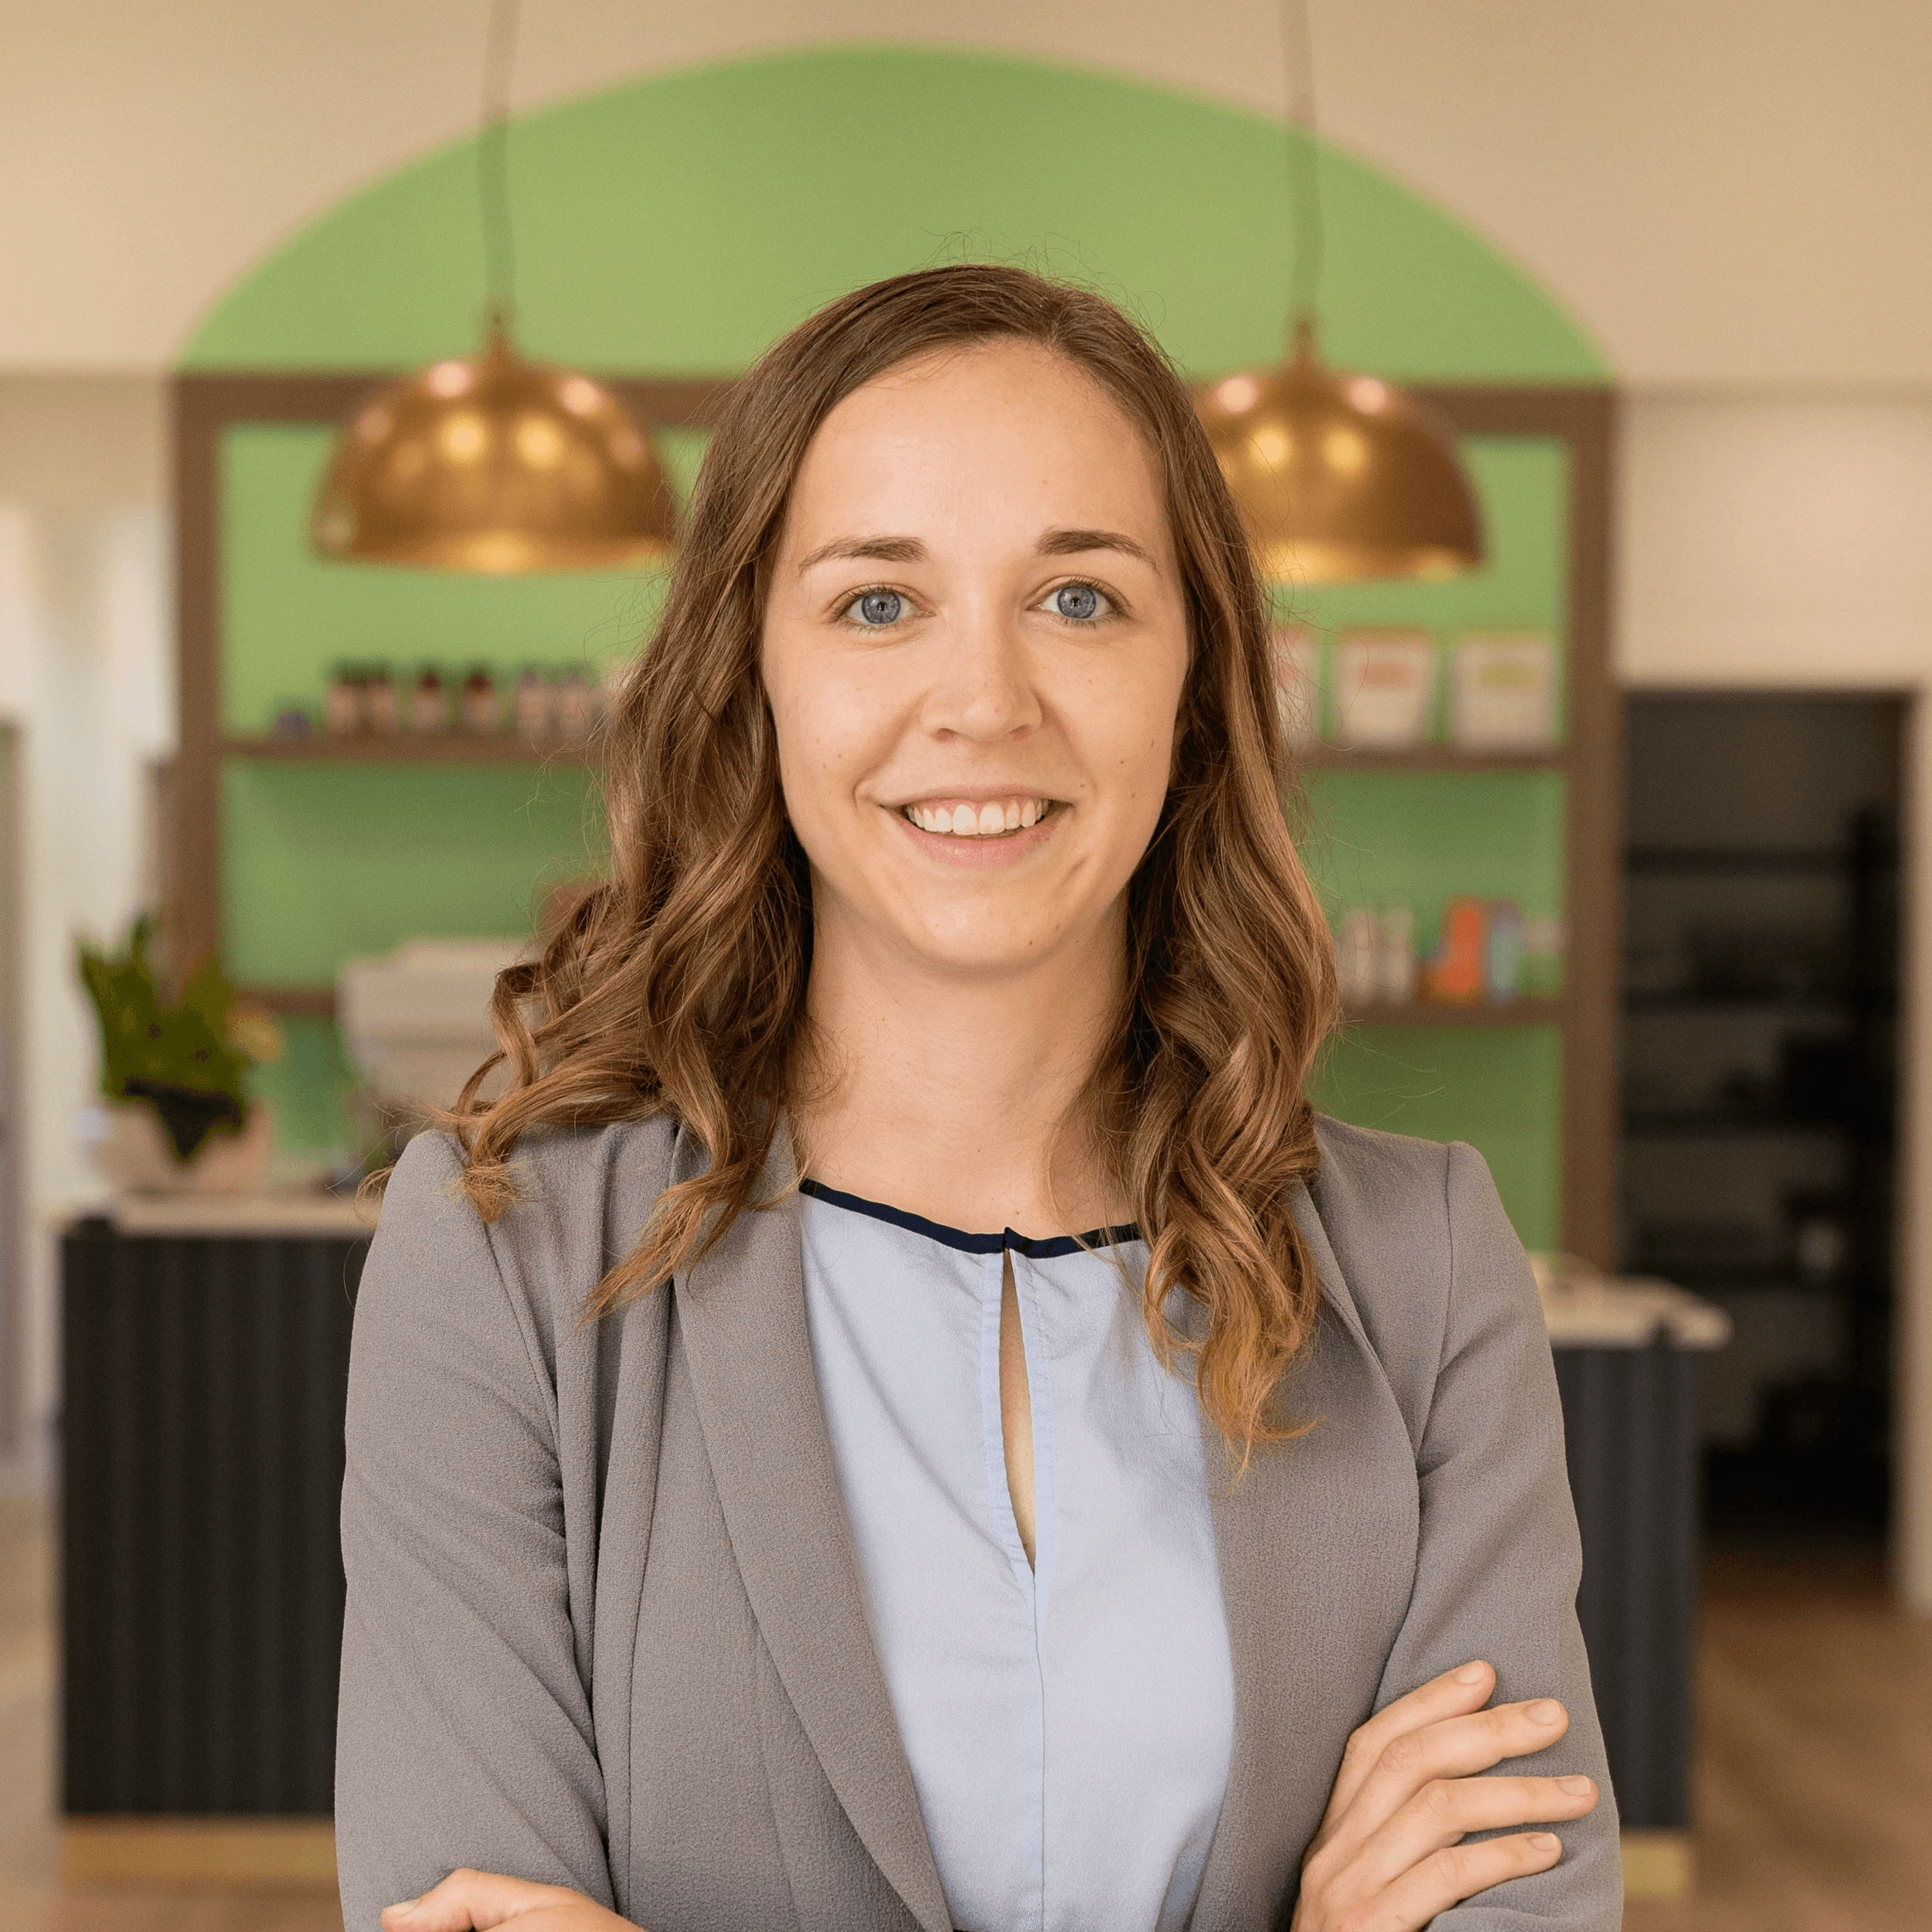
top-left (77, 917), bottom-right (284, 1194)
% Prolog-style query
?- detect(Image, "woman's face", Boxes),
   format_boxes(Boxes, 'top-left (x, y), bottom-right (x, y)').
top-left (761, 340), bottom-right (1189, 981)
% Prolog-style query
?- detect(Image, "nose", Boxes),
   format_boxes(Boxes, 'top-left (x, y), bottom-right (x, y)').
top-left (919, 604), bottom-right (1042, 743)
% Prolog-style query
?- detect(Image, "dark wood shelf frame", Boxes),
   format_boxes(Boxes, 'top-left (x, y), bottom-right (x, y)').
top-left (174, 374), bottom-right (1617, 1260)
top-left (222, 732), bottom-right (583, 765)
top-left (1301, 746), bottom-right (1566, 774)
top-left (1345, 998), bottom-right (1567, 1028)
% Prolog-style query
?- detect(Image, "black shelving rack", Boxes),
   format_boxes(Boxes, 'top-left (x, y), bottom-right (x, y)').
top-left (1619, 804), bottom-right (1900, 1526)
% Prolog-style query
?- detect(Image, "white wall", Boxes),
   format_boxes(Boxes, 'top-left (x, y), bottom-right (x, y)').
top-left (0, 0), bottom-right (1928, 385)
top-left (1617, 396), bottom-right (1932, 1609)
top-left (0, 495), bottom-right (171, 1474)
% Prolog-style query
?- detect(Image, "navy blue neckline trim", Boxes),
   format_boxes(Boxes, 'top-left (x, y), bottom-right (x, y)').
top-left (797, 1177), bottom-right (1141, 1259)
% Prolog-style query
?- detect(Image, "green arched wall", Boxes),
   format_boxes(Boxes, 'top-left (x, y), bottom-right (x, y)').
top-left (182, 47), bottom-right (1604, 382)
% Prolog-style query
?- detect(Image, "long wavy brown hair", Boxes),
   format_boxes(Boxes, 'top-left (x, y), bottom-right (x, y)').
top-left (447, 263), bottom-right (1339, 1451)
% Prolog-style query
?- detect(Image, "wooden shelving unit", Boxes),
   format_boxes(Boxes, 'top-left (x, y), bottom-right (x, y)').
top-left (172, 373), bottom-right (1619, 1260)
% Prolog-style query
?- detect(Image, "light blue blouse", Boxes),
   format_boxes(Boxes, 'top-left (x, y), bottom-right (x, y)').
top-left (797, 1180), bottom-right (1235, 1932)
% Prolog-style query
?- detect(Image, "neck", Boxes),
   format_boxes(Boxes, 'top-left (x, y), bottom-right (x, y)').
top-left (791, 907), bottom-right (1128, 1239)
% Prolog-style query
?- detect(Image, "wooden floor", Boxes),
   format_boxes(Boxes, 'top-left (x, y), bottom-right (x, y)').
top-left (5, 1495), bottom-right (1928, 1930)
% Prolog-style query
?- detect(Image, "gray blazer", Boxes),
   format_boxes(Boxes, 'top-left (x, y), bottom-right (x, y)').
top-left (337, 1114), bottom-right (1621, 1932)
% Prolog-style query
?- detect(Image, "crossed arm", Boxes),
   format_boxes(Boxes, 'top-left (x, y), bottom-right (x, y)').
top-left (379, 1662), bottom-right (1597, 1932)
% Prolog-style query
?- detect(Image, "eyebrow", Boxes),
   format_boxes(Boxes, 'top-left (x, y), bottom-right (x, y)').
top-left (795, 527), bottom-right (1158, 573)
top-left (795, 535), bottom-right (927, 572)
top-left (1035, 527), bottom-right (1158, 569)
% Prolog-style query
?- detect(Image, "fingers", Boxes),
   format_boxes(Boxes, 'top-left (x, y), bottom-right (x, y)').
top-left (1318, 1696), bottom-right (1574, 1866)
top-left (1347, 1773), bottom-right (1597, 1897)
top-left (1362, 1832), bottom-right (1567, 1932)
top-left (1325, 1662), bottom-right (1495, 1823)
top-left (383, 1869), bottom-right (590, 1932)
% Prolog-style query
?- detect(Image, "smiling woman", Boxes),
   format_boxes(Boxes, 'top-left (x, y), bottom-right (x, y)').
top-left (336, 265), bottom-right (1620, 1932)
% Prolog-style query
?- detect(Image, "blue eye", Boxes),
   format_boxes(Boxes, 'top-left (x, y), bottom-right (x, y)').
top-left (1050, 583), bottom-right (1107, 622)
top-left (850, 590), bottom-right (906, 628)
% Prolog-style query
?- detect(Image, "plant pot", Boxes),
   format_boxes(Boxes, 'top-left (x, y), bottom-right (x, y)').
top-left (84, 1099), bottom-right (276, 1196)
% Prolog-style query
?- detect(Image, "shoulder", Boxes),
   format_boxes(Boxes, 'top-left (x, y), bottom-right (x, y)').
top-left (375, 1114), bottom-right (680, 1322)
top-left (1306, 1114), bottom-right (1540, 1447)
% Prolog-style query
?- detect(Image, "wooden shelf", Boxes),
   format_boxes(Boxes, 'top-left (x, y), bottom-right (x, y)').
top-left (238, 984), bottom-right (337, 1018)
top-left (1300, 746), bottom-right (1566, 773)
top-left (223, 733), bottom-right (588, 764)
top-left (1345, 998), bottom-right (1566, 1027)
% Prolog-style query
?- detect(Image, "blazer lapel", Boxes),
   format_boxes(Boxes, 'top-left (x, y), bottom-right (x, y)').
top-left (1189, 1185), bottom-right (1423, 1932)
top-left (668, 1126), bottom-right (954, 1932)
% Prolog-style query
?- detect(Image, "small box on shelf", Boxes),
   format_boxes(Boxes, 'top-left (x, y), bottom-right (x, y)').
top-left (1332, 630), bottom-right (1434, 750)
top-left (1451, 632), bottom-right (1559, 751)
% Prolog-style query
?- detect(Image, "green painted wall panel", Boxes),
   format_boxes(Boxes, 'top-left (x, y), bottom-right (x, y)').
top-left (223, 760), bottom-right (601, 985)
top-left (1311, 1026), bottom-right (1564, 1252)
top-left (1298, 770), bottom-right (1563, 957)
top-left (181, 50), bottom-right (1605, 384)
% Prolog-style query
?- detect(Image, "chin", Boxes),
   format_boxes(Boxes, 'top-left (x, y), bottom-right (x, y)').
top-left (899, 910), bottom-right (1071, 978)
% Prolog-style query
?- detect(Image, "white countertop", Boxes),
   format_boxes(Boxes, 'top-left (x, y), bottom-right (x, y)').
top-left (1539, 1274), bottom-right (1732, 1351)
top-left (89, 1189), bottom-right (378, 1238)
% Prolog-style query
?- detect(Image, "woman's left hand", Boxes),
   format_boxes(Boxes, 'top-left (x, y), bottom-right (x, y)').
top-left (382, 1869), bottom-right (638, 1932)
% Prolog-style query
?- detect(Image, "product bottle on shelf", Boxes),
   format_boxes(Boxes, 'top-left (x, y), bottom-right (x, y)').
top-left (513, 668), bottom-right (553, 743)
top-left (323, 663), bottom-right (363, 734)
top-left (460, 666), bottom-right (502, 735)
top-left (555, 668), bottom-right (597, 742)
top-left (1337, 908), bottom-right (1381, 1007)
top-left (1522, 915), bottom-right (1567, 998)
top-left (1378, 903), bottom-right (1418, 1005)
top-left (409, 667), bottom-right (451, 733)
top-left (1485, 900), bottom-right (1526, 1003)
top-left (363, 665), bottom-right (400, 734)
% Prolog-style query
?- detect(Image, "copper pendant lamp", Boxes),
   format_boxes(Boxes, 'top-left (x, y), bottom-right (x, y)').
top-left (1195, 0), bottom-right (1483, 585)
top-left (311, 0), bottom-right (675, 573)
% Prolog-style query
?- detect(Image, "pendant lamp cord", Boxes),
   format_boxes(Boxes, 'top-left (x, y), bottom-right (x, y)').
top-left (1281, 0), bottom-right (1324, 345)
top-left (478, 0), bottom-right (521, 340)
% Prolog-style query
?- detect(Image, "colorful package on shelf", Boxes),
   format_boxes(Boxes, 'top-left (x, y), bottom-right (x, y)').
top-left (1424, 896), bottom-right (1488, 1004)
top-left (1269, 625), bottom-right (1321, 752)
top-left (1451, 633), bottom-right (1558, 750)
top-left (1333, 630), bottom-right (1435, 749)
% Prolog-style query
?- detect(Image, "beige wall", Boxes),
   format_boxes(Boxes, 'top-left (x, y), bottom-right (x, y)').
top-left (0, 0), bottom-right (1928, 384)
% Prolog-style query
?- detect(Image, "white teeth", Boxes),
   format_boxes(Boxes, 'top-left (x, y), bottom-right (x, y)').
top-left (903, 798), bottom-right (1052, 837)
